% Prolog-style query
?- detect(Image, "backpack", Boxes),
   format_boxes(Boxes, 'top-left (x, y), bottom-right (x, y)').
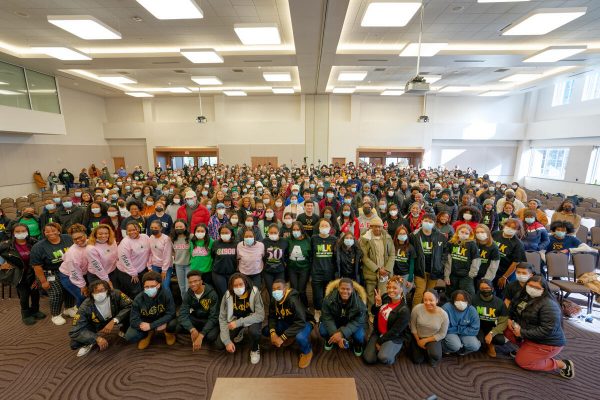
top-left (561, 299), bottom-right (582, 318)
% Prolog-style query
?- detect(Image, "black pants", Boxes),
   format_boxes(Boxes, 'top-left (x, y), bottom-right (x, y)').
top-left (246, 273), bottom-right (262, 291)
top-left (289, 268), bottom-right (310, 307)
top-left (263, 270), bottom-right (285, 293)
top-left (215, 323), bottom-right (261, 351)
top-left (212, 272), bottom-right (232, 300)
top-left (311, 272), bottom-right (333, 311)
top-left (70, 318), bottom-right (131, 349)
top-left (16, 274), bottom-right (40, 318)
top-left (112, 269), bottom-right (144, 299)
top-left (409, 338), bottom-right (443, 367)
top-left (167, 318), bottom-right (220, 344)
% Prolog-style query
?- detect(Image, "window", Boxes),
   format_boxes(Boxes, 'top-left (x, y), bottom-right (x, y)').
top-left (385, 157), bottom-right (410, 167)
top-left (25, 69), bottom-right (60, 113)
top-left (0, 60), bottom-right (31, 110)
top-left (198, 156), bottom-right (217, 166)
top-left (552, 79), bottom-right (574, 106)
top-left (586, 147), bottom-right (600, 184)
top-left (529, 148), bottom-right (569, 180)
top-left (582, 72), bottom-right (600, 101)
top-left (359, 157), bottom-right (370, 164)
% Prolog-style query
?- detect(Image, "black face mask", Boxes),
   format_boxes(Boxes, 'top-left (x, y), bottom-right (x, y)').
top-left (22, 213), bottom-right (33, 219)
top-left (175, 229), bottom-right (186, 235)
top-left (480, 290), bottom-right (493, 299)
top-left (363, 207), bottom-right (372, 215)
top-left (151, 229), bottom-right (161, 235)
top-left (155, 207), bottom-right (164, 213)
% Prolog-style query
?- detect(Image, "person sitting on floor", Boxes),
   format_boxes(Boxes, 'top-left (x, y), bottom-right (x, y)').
top-left (441, 290), bottom-right (481, 356)
top-left (409, 289), bottom-right (449, 367)
top-left (471, 279), bottom-right (509, 358)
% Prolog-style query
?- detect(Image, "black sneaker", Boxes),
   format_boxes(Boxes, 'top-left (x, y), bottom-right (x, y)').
top-left (32, 311), bottom-right (46, 320)
top-left (353, 343), bottom-right (364, 357)
top-left (509, 350), bottom-right (517, 359)
top-left (324, 341), bottom-right (333, 351)
top-left (22, 316), bottom-right (36, 326)
top-left (560, 359), bottom-right (575, 379)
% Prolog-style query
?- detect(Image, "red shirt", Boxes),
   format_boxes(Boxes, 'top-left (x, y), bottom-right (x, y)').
top-left (15, 242), bottom-right (31, 270)
top-left (377, 301), bottom-right (401, 335)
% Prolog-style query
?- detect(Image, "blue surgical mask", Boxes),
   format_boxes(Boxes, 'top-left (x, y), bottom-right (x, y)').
top-left (63, 201), bottom-right (73, 208)
top-left (397, 234), bottom-right (408, 242)
top-left (292, 231), bottom-right (302, 239)
top-left (144, 287), bottom-right (158, 297)
top-left (555, 231), bottom-right (566, 239)
top-left (344, 238), bottom-right (354, 247)
top-left (291, 199), bottom-right (298, 205)
top-left (186, 199), bottom-right (196, 207)
top-left (344, 198), bottom-right (352, 204)
top-left (272, 290), bottom-right (284, 302)
top-left (45, 204), bottom-right (56, 211)
top-left (422, 222), bottom-right (434, 231)
top-left (342, 210), bottom-right (351, 217)
top-left (244, 238), bottom-right (255, 246)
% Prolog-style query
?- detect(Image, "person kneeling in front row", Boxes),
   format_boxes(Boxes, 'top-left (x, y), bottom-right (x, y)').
top-left (265, 280), bottom-right (313, 368)
top-left (319, 278), bottom-right (367, 356)
top-left (168, 270), bottom-right (220, 351)
top-left (124, 270), bottom-right (176, 349)
top-left (69, 280), bottom-right (132, 357)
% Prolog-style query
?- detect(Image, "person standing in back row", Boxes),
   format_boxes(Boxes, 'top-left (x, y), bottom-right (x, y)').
top-left (310, 218), bottom-right (337, 322)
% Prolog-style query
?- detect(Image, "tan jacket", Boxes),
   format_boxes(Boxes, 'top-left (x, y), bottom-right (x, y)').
top-left (33, 173), bottom-right (47, 189)
top-left (515, 187), bottom-right (527, 203)
top-left (516, 208), bottom-right (548, 226)
top-left (551, 211), bottom-right (582, 231)
top-left (359, 230), bottom-right (395, 282)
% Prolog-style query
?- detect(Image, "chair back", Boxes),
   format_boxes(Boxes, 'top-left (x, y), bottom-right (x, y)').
top-left (545, 251), bottom-right (570, 279)
top-left (572, 253), bottom-right (597, 280)
top-left (525, 251), bottom-right (542, 275)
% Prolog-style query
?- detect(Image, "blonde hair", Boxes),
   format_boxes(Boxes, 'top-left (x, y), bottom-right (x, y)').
top-left (88, 224), bottom-right (116, 245)
top-left (474, 223), bottom-right (493, 246)
top-left (450, 223), bottom-right (474, 244)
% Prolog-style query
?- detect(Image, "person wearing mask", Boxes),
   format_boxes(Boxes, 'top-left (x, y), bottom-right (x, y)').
top-left (410, 214), bottom-right (449, 309)
top-left (521, 210), bottom-right (550, 255)
top-left (297, 201), bottom-right (319, 238)
top-left (167, 194), bottom-right (182, 221)
top-left (433, 190), bottom-right (458, 223)
top-left (273, 197), bottom-right (286, 221)
top-left (262, 224), bottom-right (288, 295)
top-left (218, 273), bottom-right (265, 364)
top-left (148, 220), bottom-right (173, 296)
top-left (69, 280), bottom-right (132, 357)
top-left (357, 201), bottom-right (379, 235)
top-left (336, 232), bottom-right (362, 283)
top-left (495, 189), bottom-right (525, 214)
top-left (177, 190), bottom-right (210, 234)
top-left (288, 221), bottom-right (312, 307)
top-left (338, 204), bottom-right (360, 240)
top-left (236, 214), bottom-right (264, 242)
top-left (474, 224), bottom-right (500, 289)
top-left (280, 212), bottom-right (294, 239)
top-left (472, 279), bottom-right (509, 357)
top-left (47, 171), bottom-right (60, 192)
top-left (435, 211), bottom-right (454, 239)
top-left (86, 224), bottom-right (118, 285)
top-left (384, 203), bottom-right (409, 238)
top-left (207, 203), bottom-right (230, 241)
top-left (359, 216), bottom-right (395, 311)
top-left (125, 271), bottom-right (176, 349)
top-left (12, 207), bottom-right (41, 239)
top-left (497, 202), bottom-right (517, 228)
top-left (120, 201), bottom-right (146, 236)
top-left (320, 278), bottom-right (367, 356)
top-left (259, 207), bottom-right (280, 237)
top-left (39, 200), bottom-right (60, 232)
top-left (310, 218), bottom-right (338, 322)
top-left (0, 224), bottom-right (45, 325)
top-left (283, 193), bottom-right (304, 220)
top-left (72, 188), bottom-right (85, 207)
top-left (58, 224), bottom-right (90, 307)
top-left (492, 218), bottom-right (526, 295)
top-left (30, 222), bottom-right (75, 325)
top-left (546, 221), bottom-right (582, 254)
top-left (58, 168), bottom-right (75, 191)
top-left (444, 224), bottom-right (481, 297)
top-left (55, 196), bottom-right (84, 233)
top-left (441, 290), bottom-right (481, 355)
top-left (405, 202), bottom-right (426, 233)
top-left (550, 200), bottom-right (581, 232)
top-left (141, 196), bottom-right (156, 219)
top-left (503, 262), bottom-right (535, 309)
top-left (113, 222), bottom-right (152, 299)
top-left (480, 198), bottom-right (498, 233)
top-left (517, 199), bottom-right (548, 227)
top-left (190, 224), bottom-right (214, 286)
top-left (168, 270), bottom-right (220, 351)
top-left (363, 276), bottom-right (410, 365)
top-left (266, 280), bottom-right (313, 368)
top-left (319, 187), bottom-right (340, 214)
top-left (392, 225), bottom-right (416, 297)
top-left (237, 229), bottom-right (265, 289)
top-left (211, 225), bottom-right (238, 299)
top-left (507, 275), bottom-right (574, 379)
top-left (171, 219), bottom-right (191, 296)
top-left (409, 290), bottom-right (448, 367)
top-left (100, 205), bottom-right (124, 244)
top-left (146, 200), bottom-right (173, 236)
top-left (82, 202), bottom-right (105, 234)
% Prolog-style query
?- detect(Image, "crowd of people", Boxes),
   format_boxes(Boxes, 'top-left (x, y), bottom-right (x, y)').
top-left (1, 161), bottom-right (591, 379)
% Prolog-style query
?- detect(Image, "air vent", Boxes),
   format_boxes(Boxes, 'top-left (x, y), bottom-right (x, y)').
top-left (244, 59), bottom-right (272, 63)
top-left (563, 59), bottom-right (587, 62)
top-left (232, 69), bottom-right (243, 73)
top-left (454, 60), bottom-right (485, 63)
top-left (494, 68), bottom-right (509, 73)
top-left (358, 59), bottom-right (389, 62)
top-left (374, 68), bottom-right (386, 72)
top-left (173, 69), bottom-right (186, 73)
top-left (152, 61), bottom-right (179, 65)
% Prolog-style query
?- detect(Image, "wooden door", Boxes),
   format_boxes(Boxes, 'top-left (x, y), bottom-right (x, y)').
top-left (251, 157), bottom-right (278, 169)
top-left (113, 157), bottom-right (125, 170)
top-left (332, 157), bottom-right (346, 165)
top-left (371, 157), bottom-right (383, 165)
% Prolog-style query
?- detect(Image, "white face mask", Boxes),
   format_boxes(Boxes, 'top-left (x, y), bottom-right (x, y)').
top-left (265, 212), bottom-right (274, 218)
top-left (233, 287), bottom-right (245, 297)
top-left (454, 301), bottom-right (468, 311)
top-left (516, 273), bottom-right (531, 283)
top-left (283, 219), bottom-right (292, 226)
top-left (389, 210), bottom-right (398, 217)
top-left (217, 209), bottom-right (225, 216)
top-left (319, 227), bottom-right (329, 236)
top-left (14, 232), bottom-right (28, 240)
top-left (220, 234), bottom-right (231, 241)
top-left (91, 208), bottom-right (101, 214)
top-left (475, 232), bottom-right (487, 241)
top-left (195, 232), bottom-right (206, 239)
top-left (268, 233), bottom-right (279, 241)
top-left (463, 213), bottom-right (472, 221)
top-left (458, 233), bottom-right (470, 241)
top-left (503, 227), bottom-right (516, 237)
top-left (526, 285), bottom-right (544, 298)
top-left (93, 292), bottom-right (108, 302)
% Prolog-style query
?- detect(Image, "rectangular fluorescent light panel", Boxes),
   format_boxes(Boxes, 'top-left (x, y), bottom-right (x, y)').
top-left (500, 73), bottom-right (543, 83)
top-left (126, 92), bottom-right (154, 97)
top-left (136, 0), bottom-right (203, 20)
top-left (338, 71), bottom-right (368, 81)
top-left (422, 74), bottom-right (442, 83)
top-left (272, 87), bottom-right (294, 94)
top-left (479, 91), bottom-right (510, 96)
top-left (478, 1), bottom-right (530, 3)
top-left (361, 2), bottom-right (422, 27)
top-left (503, 8), bottom-right (587, 36)
top-left (224, 90), bottom-right (247, 96)
top-left (332, 87), bottom-right (356, 94)
top-left (381, 90), bottom-right (405, 96)
top-left (47, 15), bottom-right (121, 40)
top-left (400, 43), bottom-right (447, 57)
top-left (523, 46), bottom-right (587, 63)
top-left (180, 49), bottom-right (223, 63)
top-left (234, 24), bottom-right (281, 45)
top-left (98, 75), bottom-right (137, 84)
top-left (191, 76), bottom-right (222, 85)
top-left (0, 81), bottom-right (8, 85)
top-left (0, 89), bottom-right (22, 95)
top-left (439, 86), bottom-right (470, 93)
top-left (169, 87), bottom-right (191, 93)
top-left (263, 72), bottom-right (291, 82)
top-left (32, 47), bottom-right (91, 60)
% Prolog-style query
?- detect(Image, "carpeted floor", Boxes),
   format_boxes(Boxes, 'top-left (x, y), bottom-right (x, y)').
top-left (0, 294), bottom-right (597, 400)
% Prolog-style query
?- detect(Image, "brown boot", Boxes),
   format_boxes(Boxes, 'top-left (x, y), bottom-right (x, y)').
top-left (486, 343), bottom-right (496, 358)
top-left (138, 331), bottom-right (154, 350)
top-left (299, 351), bottom-right (313, 369)
top-left (165, 332), bottom-right (176, 346)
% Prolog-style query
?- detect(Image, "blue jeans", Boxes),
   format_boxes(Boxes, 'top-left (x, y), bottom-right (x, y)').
top-left (151, 266), bottom-right (172, 296)
top-left (266, 320), bottom-right (313, 354)
top-left (174, 264), bottom-right (190, 296)
top-left (319, 321), bottom-right (366, 345)
top-left (58, 271), bottom-right (86, 306)
top-left (442, 333), bottom-right (481, 354)
top-left (363, 334), bottom-right (403, 365)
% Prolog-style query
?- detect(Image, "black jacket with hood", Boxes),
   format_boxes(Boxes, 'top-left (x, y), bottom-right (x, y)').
top-left (321, 279), bottom-right (367, 339)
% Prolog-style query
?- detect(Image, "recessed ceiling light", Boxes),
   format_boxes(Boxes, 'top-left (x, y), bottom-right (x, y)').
top-left (234, 23), bottom-right (281, 45)
top-left (136, 0), bottom-right (203, 20)
top-left (191, 76), bottom-right (222, 85)
top-left (332, 87), bottom-right (356, 94)
top-left (131, 16), bottom-right (143, 22)
top-left (361, 2), bottom-right (422, 27)
top-left (47, 15), bottom-right (121, 40)
top-left (500, 73), bottom-right (543, 83)
top-left (98, 75), bottom-right (137, 84)
top-left (502, 7), bottom-right (587, 36)
top-left (479, 91), bottom-right (510, 96)
top-left (0, 89), bottom-right (22, 95)
top-left (126, 92), bottom-right (154, 97)
top-left (523, 46), bottom-right (587, 63)
top-left (272, 87), bottom-right (295, 94)
top-left (400, 43), bottom-right (448, 57)
top-left (439, 86), bottom-right (470, 93)
top-left (224, 90), bottom-right (247, 96)
top-left (381, 90), bottom-right (405, 96)
top-left (31, 46), bottom-right (92, 60)
top-left (422, 74), bottom-right (442, 83)
top-left (0, 81), bottom-right (8, 85)
top-left (168, 87), bottom-right (191, 93)
top-left (180, 48), bottom-right (223, 63)
top-left (338, 71), bottom-right (368, 81)
top-left (263, 72), bottom-right (291, 82)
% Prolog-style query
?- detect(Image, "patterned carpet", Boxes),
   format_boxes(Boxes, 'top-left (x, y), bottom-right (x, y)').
top-left (0, 294), bottom-right (596, 400)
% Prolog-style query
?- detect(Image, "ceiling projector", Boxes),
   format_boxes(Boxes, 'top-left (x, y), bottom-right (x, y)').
top-left (405, 76), bottom-right (430, 94)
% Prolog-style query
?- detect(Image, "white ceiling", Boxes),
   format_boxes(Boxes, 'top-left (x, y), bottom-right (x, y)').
top-left (1, 0), bottom-right (600, 97)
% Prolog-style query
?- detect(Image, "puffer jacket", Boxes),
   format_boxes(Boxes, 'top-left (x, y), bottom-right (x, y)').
top-left (521, 222), bottom-right (550, 252)
top-left (321, 279), bottom-right (367, 339)
top-left (509, 294), bottom-right (566, 347)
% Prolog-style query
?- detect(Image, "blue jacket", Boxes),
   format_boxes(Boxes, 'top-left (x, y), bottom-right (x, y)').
top-left (521, 222), bottom-right (550, 251)
top-left (546, 235), bottom-right (581, 253)
top-left (442, 303), bottom-right (480, 336)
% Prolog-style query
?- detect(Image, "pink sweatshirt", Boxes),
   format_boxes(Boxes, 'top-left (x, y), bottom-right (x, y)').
top-left (149, 233), bottom-right (173, 271)
top-left (116, 234), bottom-right (152, 276)
top-left (59, 243), bottom-right (89, 288)
top-left (86, 242), bottom-right (118, 281)
top-left (236, 241), bottom-right (265, 276)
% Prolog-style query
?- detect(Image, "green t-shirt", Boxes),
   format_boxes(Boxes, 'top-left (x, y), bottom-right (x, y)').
top-left (20, 217), bottom-right (41, 238)
top-left (190, 238), bottom-right (214, 273)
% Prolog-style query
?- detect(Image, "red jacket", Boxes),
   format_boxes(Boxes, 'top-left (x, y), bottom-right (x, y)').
top-left (176, 204), bottom-right (210, 233)
top-left (452, 219), bottom-right (479, 232)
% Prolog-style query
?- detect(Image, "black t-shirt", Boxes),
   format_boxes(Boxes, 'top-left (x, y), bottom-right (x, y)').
top-left (420, 234), bottom-right (433, 273)
top-left (297, 213), bottom-right (319, 238)
top-left (393, 244), bottom-right (416, 276)
top-left (211, 241), bottom-right (237, 275)
top-left (262, 238), bottom-right (289, 273)
top-left (472, 294), bottom-right (508, 327)
top-left (310, 235), bottom-right (337, 276)
top-left (503, 280), bottom-right (525, 304)
top-left (232, 294), bottom-right (251, 319)
top-left (492, 231), bottom-right (526, 275)
top-left (447, 240), bottom-right (479, 277)
top-left (121, 215), bottom-right (146, 232)
top-left (29, 235), bottom-right (74, 271)
top-left (476, 243), bottom-right (500, 279)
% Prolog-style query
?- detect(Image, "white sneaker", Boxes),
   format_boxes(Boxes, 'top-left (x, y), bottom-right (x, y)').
top-left (314, 310), bottom-right (321, 323)
top-left (250, 349), bottom-right (260, 364)
top-left (76, 344), bottom-right (94, 357)
top-left (118, 331), bottom-right (126, 338)
top-left (51, 315), bottom-right (66, 325)
top-left (63, 307), bottom-right (78, 318)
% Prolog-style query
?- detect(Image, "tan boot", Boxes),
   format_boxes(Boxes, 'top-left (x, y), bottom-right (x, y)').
top-left (138, 331), bottom-right (154, 350)
top-left (486, 343), bottom-right (496, 358)
top-left (165, 332), bottom-right (176, 346)
top-left (299, 351), bottom-right (313, 369)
